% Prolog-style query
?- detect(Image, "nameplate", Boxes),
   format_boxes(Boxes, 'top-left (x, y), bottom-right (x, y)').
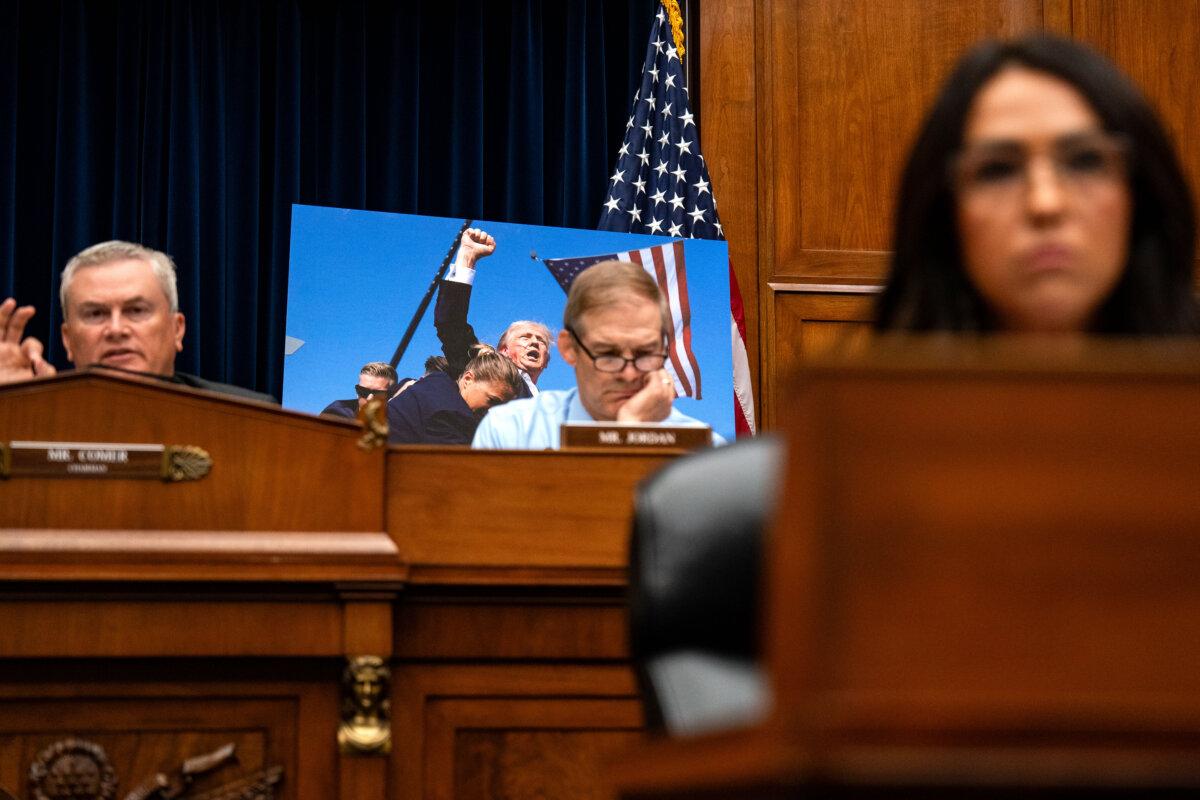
top-left (560, 422), bottom-right (712, 451)
top-left (0, 441), bottom-right (211, 482)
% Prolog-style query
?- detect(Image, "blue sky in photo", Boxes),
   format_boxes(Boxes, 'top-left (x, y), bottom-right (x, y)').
top-left (283, 205), bottom-right (734, 441)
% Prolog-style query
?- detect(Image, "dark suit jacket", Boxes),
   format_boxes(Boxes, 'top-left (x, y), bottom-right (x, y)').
top-left (434, 279), bottom-right (481, 379)
top-left (170, 372), bottom-right (275, 404)
top-left (79, 365), bottom-right (277, 404)
top-left (433, 279), bottom-right (533, 399)
top-left (320, 398), bottom-right (358, 418)
top-left (386, 371), bottom-right (478, 445)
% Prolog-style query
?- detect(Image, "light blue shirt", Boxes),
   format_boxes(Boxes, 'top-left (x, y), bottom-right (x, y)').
top-left (471, 387), bottom-right (721, 450)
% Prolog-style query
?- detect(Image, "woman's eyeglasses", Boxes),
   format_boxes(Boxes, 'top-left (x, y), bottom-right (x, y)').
top-left (951, 131), bottom-right (1128, 200)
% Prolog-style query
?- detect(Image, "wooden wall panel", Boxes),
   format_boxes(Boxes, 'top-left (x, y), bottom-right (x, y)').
top-left (0, 375), bottom-right (385, 532)
top-left (0, 680), bottom-right (336, 800)
top-left (1070, 0), bottom-right (1200, 226)
top-left (695, 1), bottom-right (1200, 430)
top-left (446, 704), bottom-right (640, 800)
top-left (769, 0), bottom-right (1043, 280)
top-left (394, 599), bottom-right (629, 660)
top-left (391, 664), bottom-right (641, 800)
top-left (699, 0), bottom-right (760, 415)
top-left (702, 1), bottom-right (1052, 431)
top-left (766, 291), bottom-right (874, 426)
top-left (386, 450), bottom-right (669, 586)
top-left (698, 2), bottom-right (1200, 433)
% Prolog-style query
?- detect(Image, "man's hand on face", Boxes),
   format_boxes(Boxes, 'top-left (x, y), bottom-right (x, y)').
top-left (0, 297), bottom-right (57, 385)
top-left (615, 368), bottom-right (675, 423)
top-left (455, 228), bottom-right (497, 270)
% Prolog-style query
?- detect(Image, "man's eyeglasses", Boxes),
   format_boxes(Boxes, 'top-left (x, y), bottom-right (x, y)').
top-left (566, 327), bottom-right (667, 373)
top-left (355, 384), bottom-right (391, 399)
top-left (951, 131), bottom-right (1128, 200)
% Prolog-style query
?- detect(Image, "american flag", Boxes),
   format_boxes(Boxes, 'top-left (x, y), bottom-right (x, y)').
top-left (597, 5), bottom-right (720, 240)
top-left (596, 2), bottom-right (756, 434)
top-left (542, 240), bottom-right (702, 399)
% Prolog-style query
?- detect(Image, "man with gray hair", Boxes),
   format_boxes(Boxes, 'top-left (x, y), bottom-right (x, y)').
top-left (0, 240), bottom-right (272, 402)
top-left (434, 227), bottom-right (551, 399)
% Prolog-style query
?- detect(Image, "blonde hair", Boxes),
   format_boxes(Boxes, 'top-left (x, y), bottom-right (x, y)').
top-left (562, 260), bottom-right (670, 337)
top-left (61, 240), bottom-right (179, 315)
top-left (462, 344), bottom-right (524, 396)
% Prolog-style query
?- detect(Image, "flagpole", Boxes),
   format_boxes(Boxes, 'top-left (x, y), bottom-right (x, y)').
top-left (389, 219), bottom-right (473, 369)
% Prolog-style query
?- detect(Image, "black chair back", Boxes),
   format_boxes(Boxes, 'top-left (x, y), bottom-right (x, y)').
top-left (628, 436), bottom-right (782, 734)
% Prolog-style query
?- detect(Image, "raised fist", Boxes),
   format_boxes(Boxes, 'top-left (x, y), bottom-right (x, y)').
top-left (456, 227), bottom-right (496, 268)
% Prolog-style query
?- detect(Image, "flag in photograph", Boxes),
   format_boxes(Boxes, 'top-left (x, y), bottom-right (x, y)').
top-left (596, 0), bottom-right (755, 433)
top-left (542, 240), bottom-right (702, 399)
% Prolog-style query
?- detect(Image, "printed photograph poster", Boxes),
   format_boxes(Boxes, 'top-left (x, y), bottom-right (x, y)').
top-left (283, 205), bottom-right (735, 442)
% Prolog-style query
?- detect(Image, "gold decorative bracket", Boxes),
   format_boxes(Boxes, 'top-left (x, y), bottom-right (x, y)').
top-left (338, 655), bottom-right (392, 755)
top-left (356, 397), bottom-right (389, 451)
top-left (161, 445), bottom-right (213, 482)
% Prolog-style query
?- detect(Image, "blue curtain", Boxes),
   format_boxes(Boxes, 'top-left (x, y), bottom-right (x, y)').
top-left (0, 0), bottom-right (657, 396)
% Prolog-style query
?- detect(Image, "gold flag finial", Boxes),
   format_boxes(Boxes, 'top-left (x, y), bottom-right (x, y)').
top-left (661, 0), bottom-right (685, 60)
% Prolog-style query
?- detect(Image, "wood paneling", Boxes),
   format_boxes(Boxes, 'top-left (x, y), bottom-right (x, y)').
top-left (760, 344), bottom-right (1200, 789)
top-left (0, 681), bottom-right (336, 800)
top-left (609, 341), bottom-right (1200, 797)
top-left (0, 372), bottom-right (385, 532)
top-left (0, 599), bottom-right (344, 658)
top-left (770, 0), bottom-right (1042, 268)
top-left (702, 1), bottom-right (1200, 430)
top-left (392, 664), bottom-right (642, 800)
top-left (0, 373), bottom-right (671, 800)
top-left (699, 0), bottom-right (760, 410)
top-left (1071, 0), bottom-right (1200, 219)
top-left (455, 729), bottom-right (639, 800)
top-left (394, 598), bottom-right (629, 660)
top-left (703, 2), bottom-right (1057, 429)
top-left (0, 530), bottom-right (404, 583)
top-left (699, 1), bottom-right (1200, 428)
top-left (387, 449), bottom-right (669, 586)
top-left (764, 291), bottom-right (874, 429)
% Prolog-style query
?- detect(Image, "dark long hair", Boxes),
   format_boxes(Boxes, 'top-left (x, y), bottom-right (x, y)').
top-left (875, 34), bottom-right (1198, 334)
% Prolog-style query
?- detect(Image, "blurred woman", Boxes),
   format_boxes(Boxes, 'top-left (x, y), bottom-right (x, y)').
top-left (387, 344), bottom-right (523, 445)
top-left (875, 34), bottom-right (1198, 335)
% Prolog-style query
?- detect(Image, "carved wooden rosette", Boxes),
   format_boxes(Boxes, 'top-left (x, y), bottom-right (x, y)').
top-left (338, 655), bottom-right (392, 755)
top-left (28, 738), bottom-right (118, 800)
top-left (23, 738), bottom-right (283, 800)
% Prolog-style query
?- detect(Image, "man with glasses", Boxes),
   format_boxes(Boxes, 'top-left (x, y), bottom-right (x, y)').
top-left (321, 361), bottom-right (398, 418)
top-left (472, 260), bottom-right (716, 450)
